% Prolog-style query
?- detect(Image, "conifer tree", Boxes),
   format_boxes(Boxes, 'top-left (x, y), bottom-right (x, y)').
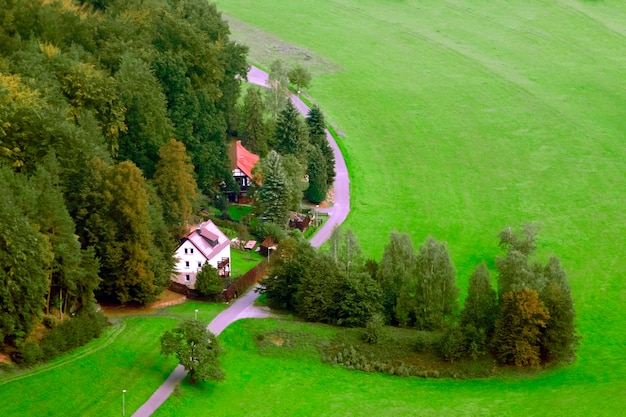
top-left (275, 100), bottom-right (309, 158)
top-left (305, 146), bottom-right (328, 203)
top-left (258, 151), bottom-right (290, 226)
top-left (241, 86), bottom-right (268, 156)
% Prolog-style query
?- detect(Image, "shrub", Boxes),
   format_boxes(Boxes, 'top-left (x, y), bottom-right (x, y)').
top-left (13, 341), bottom-right (43, 366)
top-left (436, 325), bottom-right (464, 362)
top-left (363, 313), bottom-right (385, 345)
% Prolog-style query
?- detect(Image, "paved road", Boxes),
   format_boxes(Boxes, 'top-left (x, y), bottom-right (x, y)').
top-left (132, 65), bottom-right (350, 416)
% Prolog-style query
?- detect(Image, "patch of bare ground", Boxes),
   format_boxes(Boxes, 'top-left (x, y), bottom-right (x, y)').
top-left (100, 289), bottom-right (186, 318)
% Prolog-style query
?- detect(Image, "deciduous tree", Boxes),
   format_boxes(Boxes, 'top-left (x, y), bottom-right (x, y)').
top-left (493, 289), bottom-right (550, 367)
top-left (160, 319), bottom-right (224, 384)
top-left (459, 262), bottom-right (497, 357)
top-left (287, 64), bottom-right (311, 93)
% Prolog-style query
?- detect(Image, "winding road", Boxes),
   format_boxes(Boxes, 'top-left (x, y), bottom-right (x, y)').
top-left (132, 65), bottom-right (350, 416)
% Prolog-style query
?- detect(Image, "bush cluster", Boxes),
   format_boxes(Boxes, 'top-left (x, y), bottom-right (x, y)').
top-left (322, 344), bottom-right (440, 378)
top-left (13, 309), bottom-right (107, 367)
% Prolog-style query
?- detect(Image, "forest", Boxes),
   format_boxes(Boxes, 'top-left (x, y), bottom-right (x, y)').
top-left (0, 0), bottom-right (334, 364)
top-left (0, 0), bottom-right (249, 357)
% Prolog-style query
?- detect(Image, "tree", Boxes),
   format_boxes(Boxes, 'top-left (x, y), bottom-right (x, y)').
top-left (265, 59), bottom-right (289, 118)
top-left (493, 289), bottom-right (550, 368)
top-left (240, 86), bottom-right (269, 156)
top-left (287, 65), bottom-right (311, 93)
top-left (296, 252), bottom-right (344, 323)
top-left (306, 105), bottom-right (335, 186)
top-left (116, 53), bottom-right (174, 178)
top-left (260, 237), bottom-right (316, 310)
top-left (275, 100), bottom-right (309, 159)
top-left (377, 231), bottom-right (416, 324)
top-left (258, 151), bottom-right (290, 226)
top-left (153, 139), bottom-right (198, 237)
top-left (306, 146), bottom-right (328, 203)
top-left (0, 169), bottom-right (49, 345)
top-left (195, 262), bottom-right (223, 298)
top-left (459, 263), bottom-right (497, 358)
top-left (396, 237), bottom-right (458, 330)
top-left (160, 319), bottom-right (224, 384)
top-left (280, 154), bottom-right (307, 211)
top-left (539, 257), bottom-right (578, 364)
top-left (496, 225), bottom-right (540, 294)
top-left (336, 271), bottom-right (383, 327)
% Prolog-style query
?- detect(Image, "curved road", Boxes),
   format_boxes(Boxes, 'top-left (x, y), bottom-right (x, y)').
top-left (133, 66), bottom-right (350, 416)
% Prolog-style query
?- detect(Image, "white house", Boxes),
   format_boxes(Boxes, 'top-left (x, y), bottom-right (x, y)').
top-left (172, 220), bottom-right (231, 289)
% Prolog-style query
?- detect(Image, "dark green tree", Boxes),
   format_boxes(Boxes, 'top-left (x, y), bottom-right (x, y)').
top-left (260, 237), bottom-right (316, 310)
top-left (160, 319), bottom-right (224, 384)
top-left (296, 252), bottom-right (344, 323)
top-left (377, 231), bottom-right (416, 324)
top-left (459, 263), bottom-right (497, 358)
top-left (258, 151), bottom-right (290, 226)
top-left (397, 237), bottom-right (458, 330)
top-left (194, 262), bottom-right (223, 298)
top-left (0, 169), bottom-right (49, 345)
top-left (306, 105), bottom-right (335, 186)
top-left (337, 271), bottom-right (383, 327)
top-left (306, 146), bottom-right (328, 203)
top-left (539, 257), bottom-right (578, 364)
top-left (240, 86), bottom-right (268, 156)
top-left (116, 52), bottom-right (173, 178)
top-left (280, 154), bottom-right (307, 211)
top-left (275, 100), bottom-right (309, 158)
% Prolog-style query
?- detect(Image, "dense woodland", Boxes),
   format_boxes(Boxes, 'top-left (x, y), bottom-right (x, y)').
top-left (261, 225), bottom-right (578, 369)
top-left (0, 0), bottom-right (335, 362)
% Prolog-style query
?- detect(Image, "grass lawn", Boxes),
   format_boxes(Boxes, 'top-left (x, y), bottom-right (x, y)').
top-left (207, 0), bottom-right (626, 414)
top-left (0, 302), bottom-right (227, 417)
top-left (155, 318), bottom-right (621, 416)
top-left (230, 247), bottom-right (264, 277)
top-left (228, 204), bottom-right (253, 222)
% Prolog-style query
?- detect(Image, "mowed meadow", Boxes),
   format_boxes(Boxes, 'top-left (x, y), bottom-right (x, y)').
top-left (209, 0), bottom-right (626, 415)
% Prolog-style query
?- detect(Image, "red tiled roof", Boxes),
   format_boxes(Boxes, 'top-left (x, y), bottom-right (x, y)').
top-left (229, 140), bottom-right (259, 180)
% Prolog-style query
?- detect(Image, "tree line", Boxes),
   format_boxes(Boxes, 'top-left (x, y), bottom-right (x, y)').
top-left (260, 225), bottom-right (578, 368)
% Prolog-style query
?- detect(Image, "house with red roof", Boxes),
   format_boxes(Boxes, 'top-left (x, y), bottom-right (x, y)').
top-left (229, 140), bottom-right (259, 203)
top-left (171, 220), bottom-right (230, 289)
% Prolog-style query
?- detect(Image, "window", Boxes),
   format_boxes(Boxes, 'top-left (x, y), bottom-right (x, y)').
top-left (198, 262), bottom-right (202, 268)
top-left (185, 261), bottom-right (190, 267)
top-left (184, 248), bottom-right (188, 254)
top-left (190, 248), bottom-right (194, 254)
top-left (185, 275), bottom-right (190, 282)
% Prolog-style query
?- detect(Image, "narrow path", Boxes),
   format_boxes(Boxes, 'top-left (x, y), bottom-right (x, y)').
top-left (132, 65), bottom-right (350, 416)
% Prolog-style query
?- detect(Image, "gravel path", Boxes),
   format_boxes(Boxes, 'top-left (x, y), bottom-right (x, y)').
top-left (132, 65), bottom-right (350, 416)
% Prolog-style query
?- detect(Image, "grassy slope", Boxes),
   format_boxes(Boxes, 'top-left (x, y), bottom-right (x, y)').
top-left (0, 302), bottom-right (227, 417)
top-left (206, 0), bottom-right (626, 414)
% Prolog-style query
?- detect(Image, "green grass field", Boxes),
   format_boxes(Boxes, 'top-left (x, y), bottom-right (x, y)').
top-left (0, 302), bottom-right (226, 417)
top-left (208, 0), bottom-right (626, 414)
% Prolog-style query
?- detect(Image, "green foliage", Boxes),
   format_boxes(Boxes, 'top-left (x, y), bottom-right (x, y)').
top-left (459, 263), bottom-right (497, 357)
top-left (13, 307), bottom-right (106, 366)
top-left (154, 139), bottom-right (198, 237)
top-left (160, 319), bottom-right (224, 384)
top-left (363, 313), bottom-right (385, 345)
top-left (287, 65), bottom-right (312, 92)
top-left (240, 86), bottom-right (269, 156)
top-left (305, 145), bottom-right (328, 203)
top-left (260, 237), bottom-right (316, 310)
top-left (258, 151), bottom-right (290, 226)
top-left (396, 237), bottom-right (459, 331)
top-left (194, 263), bottom-right (223, 298)
top-left (436, 325), bottom-right (464, 363)
top-left (274, 100), bottom-right (309, 158)
top-left (377, 231), bottom-right (415, 324)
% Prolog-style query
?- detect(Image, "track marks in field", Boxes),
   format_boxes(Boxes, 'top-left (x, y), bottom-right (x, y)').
top-left (552, 0), bottom-right (626, 41)
top-left (329, 0), bottom-right (589, 138)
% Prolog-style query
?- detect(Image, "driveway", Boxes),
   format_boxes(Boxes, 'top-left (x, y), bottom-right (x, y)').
top-left (132, 65), bottom-right (350, 416)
